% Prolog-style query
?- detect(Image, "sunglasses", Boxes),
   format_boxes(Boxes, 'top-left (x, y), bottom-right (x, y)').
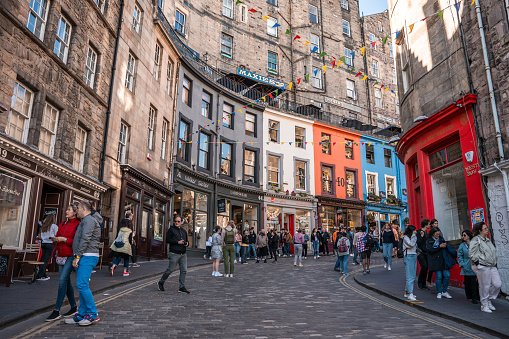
top-left (175, 220), bottom-right (182, 223)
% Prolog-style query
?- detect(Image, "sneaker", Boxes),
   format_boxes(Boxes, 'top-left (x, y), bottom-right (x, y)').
top-left (384, 263), bottom-right (387, 269)
top-left (65, 313), bottom-right (84, 324)
top-left (132, 263), bottom-right (140, 268)
top-left (243, 262), bottom-right (248, 265)
top-left (481, 306), bottom-right (493, 313)
top-left (363, 271), bottom-right (367, 275)
top-left (123, 272), bottom-right (129, 277)
top-left (407, 294), bottom-right (417, 301)
top-left (366, 269), bottom-right (371, 274)
top-left (36, 276), bottom-right (50, 281)
top-left (426, 282), bottom-right (433, 288)
top-left (215, 272), bottom-right (223, 277)
top-left (488, 301), bottom-right (496, 311)
top-left (343, 274), bottom-right (348, 277)
top-left (472, 299), bottom-right (480, 304)
top-left (229, 274), bottom-right (234, 278)
top-left (442, 292), bottom-right (452, 299)
top-left (110, 266), bottom-right (114, 277)
top-left (45, 310), bottom-right (62, 322)
top-left (294, 263), bottom-right (297, 266)
top-left (225, 274), bottom-right (230, 278)
top-left (298, 264), bottom-right (303, 267)
top-left (388, 266), bottom-right (392, 271)
top-left (178, 287), bottom-right (191, 294)
top-left (437, 293), bottom-right (442, 299)
top-left (212, 271), bottom-right (216, 276)
top-left (234, 260), bottom-right (237, 263)
top-left (314, 256), bottom-right (316, 259)
top-left (283, 255), bottom-right (287, 257)
top-left (157, 281), bottom-right (165, 291)
top-left (78, 314), bottom-right (100, 326)
top-left (264, 259), bottom-right (267, 263)
top-left (62, 307), bottom-right (77, 318)
top-left (209, 256), bottom-right (212, 260)
top-left (317, 256), bottom-right (321, 258)
top-left (403, 293), bottom-right (408, 298)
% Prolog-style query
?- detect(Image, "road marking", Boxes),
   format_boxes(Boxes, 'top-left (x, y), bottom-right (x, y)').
top-left (339, 268), bottom-right (482, 339)
top-left (11, 265), bottom-right (208, 339)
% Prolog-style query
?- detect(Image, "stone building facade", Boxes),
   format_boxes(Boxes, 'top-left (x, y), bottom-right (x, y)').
top-left (0, 0), bottom-right (113, 250)
top-left (361, 11), bottom-right (399, 128)
top-left (101, 1), bottom-right (180, 259)
top-left (390, 0), bottom-right (509, 293)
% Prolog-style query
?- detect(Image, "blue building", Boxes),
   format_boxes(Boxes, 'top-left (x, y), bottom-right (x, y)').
top-left (360, 135), bottom-right (408, 232)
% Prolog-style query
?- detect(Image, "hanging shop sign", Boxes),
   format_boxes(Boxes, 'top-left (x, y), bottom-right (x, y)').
top-left (175, 169), bottom-right (212, 190)
top-left (237, 68), bottom-right (286, 89)
top-left (217, 199), bottom-right (226, 214)
top-left (217, 185), bottom-right (263, 201)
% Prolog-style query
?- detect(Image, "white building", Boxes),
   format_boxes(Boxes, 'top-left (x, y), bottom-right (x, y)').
top-left (262, 108), bottom-right (317, 234)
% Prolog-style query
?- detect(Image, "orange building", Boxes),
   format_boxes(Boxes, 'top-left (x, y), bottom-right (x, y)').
top-left (313, 122), bottom-right (365, 233)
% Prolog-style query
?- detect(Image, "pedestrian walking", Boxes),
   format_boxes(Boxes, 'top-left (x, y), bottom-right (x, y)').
top-left (303, 230), bottom-right (309, 259)
top-left (322, 228), bottom-right (330, 256)
top-left (332, 228), bottom-right (340, 257)
top-left (356, 226), bottom-right (372, 274)
top-left (157, 215), bottom-right (190, 294)
top-left (205, 233), bottom-right (212, 260)
top-left (352, 227), bottom-right (361, 265)
top-left (470, 222), bottom-right (502, 313)
top-left (256, 230), bottom-right (268, 263)
top-left (240, 230), bottom-right (249, 264)
top-left (312, 228), bottom-right (320, 259)
top-left (293, 229), bottom-right (304, 267)
top-left (458, 230), bottom-right (480, 304)
top-left (334, 232), bottom-right (350, 276)
top-left (211, 226), bottom-right (223, 276)
top-left (281, 230), bottom-right (287, 257)
top-left (45, 203), bottom-right (80, 321)
top-left (125, 212), bottom-right (140, 268)
top-left (36, 214), bottom-right (59, 281)
top-left (426, 227), bottom-right (452, 299)
top-left (268, 229), bottom-right (279, 263)
top-left (284, 231), bottom-right (293, 256)
top-left (222, 221), bottom-right (236, 277)
top-left (109, 219), bottom-right (133, 277)
top-left (380, 223), bottom-right (395, 270)
top-left (372, 226), bottom-right (381, 252)
top-left (65, 200), bottom-right (102, 326)
top-left (248, 228), bottom-right (257, 260)
top-left (234, 228), bottom-right (242, 263)
top-left (417, 219), bottom-right (431, 290)
top-left (403, 225), bottom-right (418, 301)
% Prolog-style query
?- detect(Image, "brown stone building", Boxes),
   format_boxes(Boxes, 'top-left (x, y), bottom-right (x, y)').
top-left (0, 0), bottom-right (115, 250)
top-left (389, 0), bottom-right (509, 293)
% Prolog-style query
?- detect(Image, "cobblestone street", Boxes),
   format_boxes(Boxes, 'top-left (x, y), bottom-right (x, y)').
top-left (1, 254), bottom-right (496, 339)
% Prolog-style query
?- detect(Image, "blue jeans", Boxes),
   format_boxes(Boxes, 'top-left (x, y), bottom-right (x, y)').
top-left (313, 241), bottom-right (319, 256)
top-left (374, 241), bottom-right (381, 252)
top-left (353, 248), bottom-right (359, 263)
top-left (54, 257), bottom-right (76, 311)
top-left (112, 256), bottom-right (129, 270)
top-left (435, 270), bottom-right (450, 293)
top-left (339, 255), bottom-right (349, 275)
top-left (248, 244), bottom-right (256, 258)
top-left (285, 243), bottom-right (291, 255)
top-left (383, 243), bottom-right (394, 266)
top-left (234, 243), bottom-right (241, 260)
top-left (76, 256), bottom-right (99, 316)
top-left (404, 254), bottom-right (417, 294)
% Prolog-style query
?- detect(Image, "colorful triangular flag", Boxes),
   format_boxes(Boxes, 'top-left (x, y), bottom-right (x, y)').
top-left (305, 74), bottom-right (310, 82)
top-left (274, 89), bottom-right (278, 96)
top-left (395, 31), bottom-right (401, 40)
top-left (371, 41), bottom-right (376, 48)
top-left (437, 10), bottom-right (444, 20)
top-left (382, 36), bottom-right (388, 45)
top-left (339, 56), bottom-right (346, 63)
top-left (285, 29), bottom-right (291, 34)
top-left (297, 78), bottom-right (301, 84)
top-left (272, 23), bottom-right (281, 28)
top-left (294, 35), bottom-right (301, 41)
top-left (319, 52), bottom-right (327, 58)
top-left (362, 75), bottom-right (368, 81)
top-left (268, 93), bottom-right (273, 99)
top-left (248, 8), bottom-right (257, 12)
top-left (322, 65), bottom-right (326, 74)
top-left (289, 82), bottom-right (293, 90)
top-left (409, 24), bottom-right (414, 34)
top-left (262, 16), bottom-right (269, 19)
top-left (350, 68), bottom-right (355, 74)
top-left (313, 69), bottom-right (318, 76)
top-left (305, 40), bottom-right (310, 46)
top-left (235, 0), bottom-right (242, 5)
top-left (454, 3), bottom-right (461, 13)
top-left (311, 46), bottom-right (319, 54)
top-left (355, 72), bottom-right (362, 77)
top-left (361, 46), bottom-right (366, 57)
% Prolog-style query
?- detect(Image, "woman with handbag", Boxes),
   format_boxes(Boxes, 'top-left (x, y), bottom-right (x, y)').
top-left (426, 227), bottom-right (452, 299)
top-left (109, 219), bottom-right (133, 277)
top-left (211, 226), bottom-right (223, 276)
top-left (45, 203), bottom-right (80, 321)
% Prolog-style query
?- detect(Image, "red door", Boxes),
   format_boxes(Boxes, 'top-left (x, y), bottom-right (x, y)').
top-left (289, 214), bottom-right (295, 254)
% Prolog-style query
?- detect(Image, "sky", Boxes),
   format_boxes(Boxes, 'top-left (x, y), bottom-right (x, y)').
top-left (359, 0), bottom-right (389, 16)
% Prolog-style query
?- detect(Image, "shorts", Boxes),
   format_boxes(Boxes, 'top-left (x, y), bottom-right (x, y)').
top-left (360, 250), bottom-right (371, 259)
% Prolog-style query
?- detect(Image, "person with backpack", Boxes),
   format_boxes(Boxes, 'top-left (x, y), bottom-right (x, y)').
top-left (303, 229), bottom-right (310, 259)
top-left (426, 227), bottom-right (452, 299)
top-left (109, 219), bottom-right (133, 277)
top-left (403, 225), bottom-right (418, 301)
top-left (372, 226), bottom-right (380, 253)
top-left (380, 223), bottom-right (396, 270)
top-left (222, 221), bottom-right (236, 277)
top-left (356, 226), bottom-right (372, 275)
top-left (334, 232), bottom-right (351, 276)
top-left (458, 230), bottom-right (480, 304)
top-left (240, 230), bottom-right (249, 264)
top-left (293, 229), bottom-right (304, 267)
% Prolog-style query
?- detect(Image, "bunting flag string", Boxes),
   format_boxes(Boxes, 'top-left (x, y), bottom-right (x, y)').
top-left (179, 139), bottom-right (399, 147)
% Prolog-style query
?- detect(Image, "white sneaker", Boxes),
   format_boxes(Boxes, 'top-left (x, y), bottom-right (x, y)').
top-left (481, 306), bottom-right (493, 313)
top-left (442, 292), bottom-right (452, 299)
top-left (283, 255), bottom-right (287, 257)
top-left (229, 274), bottom-right (234, 278)
top-left (488, 301), bottom-right (496, 310)
top-left (215, 272), bottom-right (223, 277)
top-left (407, 293), bottom-right (417, 301)
top-left (388, 266), bottom-right (392, 271)
top-left (234, 260), bottom-right (237, 263)
top-left (314, 256), bottom-right (316, 259)
top-left (225, 274), bottom-right (230, 278)
top-left (317, 255), bottom-right (321, 258)
top-left (403, 293), bottom-right (408, 298)
top-left (384, 263), bottom-right (387, 269)
top-left (299, 264), bottom-right (303, 267)
top-left (212, 271), bottom-right (216, 276)
top-left (437, 293), bottom-right (442, 299)
top-left (294, 263), bottom-right (297, 266)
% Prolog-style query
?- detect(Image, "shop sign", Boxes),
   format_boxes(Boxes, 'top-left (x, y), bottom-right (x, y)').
top-left (175, 170), bottom-right (211, 190)
top-left (324, 96), bottom-right (362, 113)
top-left (237, 68), bottom-right (286, 89)
top-left (217, 199), bottom-right (226, 214)
top-left (0, 147), bottom-right (100, 198)
top-left (465, 163), bottom-right (480, 177)
top-left (217, 185), bottom-right (262, 201)
top-left (402, 189), bottom-right (407, 196)
top-left (470, 208), bottom-right (485, 227)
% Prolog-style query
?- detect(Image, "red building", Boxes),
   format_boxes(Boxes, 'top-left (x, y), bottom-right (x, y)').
top-left (396, 94), bottom-right (486, 286)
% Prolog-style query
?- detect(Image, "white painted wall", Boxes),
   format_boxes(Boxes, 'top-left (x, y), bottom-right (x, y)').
top-left (262, 108), bottom-right (315, 195)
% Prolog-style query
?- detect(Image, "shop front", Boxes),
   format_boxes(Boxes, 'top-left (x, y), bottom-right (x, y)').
top-left (317, 197), bottom-right (366, 234)
top-left (119, 166), bottom-right (173, 259)
top-left (264, 195), bottom-right (316, 235)
top-left (365, 203), bottom-right (407, 234)
top-left (216, 185), bottom-right (263, 233)
top-left (396, 94), bottom-right (486, 287)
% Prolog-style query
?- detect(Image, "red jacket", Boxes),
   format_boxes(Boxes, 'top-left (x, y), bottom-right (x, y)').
top-left (55, 218), bottom-right (80, 257)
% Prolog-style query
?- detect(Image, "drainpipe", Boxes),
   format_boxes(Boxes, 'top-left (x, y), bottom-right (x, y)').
top-left (99, 0), bottom-right (125, 183)
top-left (360, 15), bottom-right (373, 125)
top-left (474, 0), bottom-right (504, 160)
top-left (493, 162), bottom-right (509, 217)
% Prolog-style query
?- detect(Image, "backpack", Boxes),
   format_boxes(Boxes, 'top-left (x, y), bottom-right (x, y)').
top-left (114, 232), bottom-right (125, 248)
top-left (338, 238), bottom-right (348, 252)
top-left (363, 233), bottom-right (376, 249)
top-left (225, 230), bottom-right (235, 244)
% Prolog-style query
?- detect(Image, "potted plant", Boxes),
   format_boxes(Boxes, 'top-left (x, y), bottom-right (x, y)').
top-left (404, 217), bottom-right (410, 225)
top-left (291, 191), bottom-right (296, 196)
top-left (366, 214), bottom-right (375, 223)
top-left (368, 193), bottom-right (382, 203)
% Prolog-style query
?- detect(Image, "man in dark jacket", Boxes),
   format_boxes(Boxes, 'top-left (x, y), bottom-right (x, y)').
top-left (248, 228), bottom-right (257, 259)
top-left (268, 229), bottom-right (279, 262)
top-left (158, 215), bottom-right (190, 294)
top-left (322, 229), bottom-right (330, 255)
top-left (417, 218), bottom-right (431, 290)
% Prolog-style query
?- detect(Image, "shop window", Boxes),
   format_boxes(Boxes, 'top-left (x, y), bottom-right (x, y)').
top-left (366, 144), bottom-right (375, 164)
top-left (181, 189), bottom-right (208, 249)
top-left (74, 126), bottom-right (87, 172)
top-left (220, 142), bottom-right (233, 176)
top-left (177, 119), bottom-right (190, 162)
top-left (414, 162), bottom-right (419, 179)
top-left (429, 141), bottom-right (462, 170)
top-left (8, 82), bottom-right (33, 143)
top-left (217, 199), bottom-right (230, 228)
top-left (346, 170), bottom-right (356, 198)
top-left (39, 103), bottom-right (59, 157)
top-left (244, 204), bottom-right (258, 231)
top-left (118, 122), bottom-right (129, 163)
top-left (295, 160), bottom-right (307, 190)
top-left (143, 194), bottom-right (153, 206)
top-left (223, 103), bottom-right (233, 128)
top-left (347, 209), bottom-right (362, 230)
top-left (345, 139), bottom-right (353, 159)
top-left (201, 91), bottom-right (211, 118)
top-left (268, 155), bottom-right (280, 187)
top-left (269, 120), bottom-right (279, 142)
top-left (295, 126), bottom-right (305, 148)
top-left (309, 5), bottom-right (318, 23)
top-left (267, 206), bottom-right (281, 230)
top-left (27, 0), bottom-right (49, 41)
top-left (321, 133), bottom-right (331, 154)
top-left (321, 206), bottom-right (336, 232)
top-left (296, 210), bottom-right (310, 231)
top-left (384, 148), bottom-right (392, 168)
top-left (198, 132), bottom-right (210, 170)
top-left (322, 166), bottom-right (333, 194)
top-left (431, 161), bottom-right (470, 241)
top-left (243, 148), bottom-right (257, 183)
top-left (154, 210), bottom-right (164, 241)
top-left (126, 187), bottom-right (140, 200)
top-left (182, 77), bottom-right (191, 106)
top-left (0, 169), bottom-right (31, 248)
top-left (245, 113), bottom-right (256, 137)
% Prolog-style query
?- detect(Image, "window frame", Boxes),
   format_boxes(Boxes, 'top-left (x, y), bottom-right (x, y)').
top-left (374, 88), bottom-right (382, 108)
top-left (268, 0), bottom-right (278, 6)
top-left (166, 58), bottom-right (173, 95)
top-left (372, 59), bottom-right (379, 77)
top-left (74, 125), bottom-right (87, 172)
top-left (222, 103), bottom-right (234, 129)
top-left (154, 42), bottom-right (162, 80)
top-left (341, 0), bottom-right (349, 10)
top-left (240, 4), bottom-right (248, 23)
top-left (8, 81), bottom-right (34, 143)
top-left (309, 5), bottom-right (318, 23)
top-left (125, 52), bottom-right (136, 92)
top-left (267, 153), bottom-right (281, 188)
top-left (221, 32), bottom-right (233, 58)
top-left (175, 9), bottom-right (186, 35)
top-left (267, 17), bottom-right (278, 37)
top-left (385, 175), bottom-right (397, 198)
top-left (311, 67), bottom-right (322, 89)
top-left (177, 115), bottom-right (192, 164)
top-left (223, 0), bottom-right (234, 19)
top-left (345, 168), bottom-right (358, 199)
top-left (84, 46), bottom-right (97, 89)
top-left (295, 159), bottom-right (308, 191)
top-left (53, 15), bottom-right (72, 64)
top-left (369, 33), bottom-right (376, 50)
top-left (384, 148), bottom-right (392, 168)
top-left (344, 47), bottom-right (353, 66)
top-left (132, 3), bottom-right (142, 33)
top-left (26, 0), bottom-right (49, 41)
top-left (295, 126), bottom-right (305, 148)
top-left (245, 112), bottom-right (256, 137)
top-left (201, 91), bottom-right (212, 119)
top-left (197, 130), bottom-right (212, 172)
top-left (220, 137), bottom-right (235, 179)
top-left (161, 119), bottom-right (169, 160)
top-left (243, 146), bottom-right (259, 186)
top-left (267, 51), bottom-right (278, 74)
top-left (378, 21), bottom-right (383, 32)
top-left (268, 119), bottom-right (279, 142)
top-left (39, 102), bottom-right (59, 157)
top-left (321, 164), bottom-right (335, 196)
top-left (118, 121), bottom-right (129, 164)
top-left (346, 79), bottom-right (356, 99)
top-left (365, 171), bottom-right (379, 195)
top-left (182, 76), bottom-right (191, 106)
top-left (321, 133), bottom-right (331, 155)
top-left (310, 34), bottom-right (320, 53)
top-left (366, 144), bottom-right (375, 164)
top-left (345, 139), bottom-right (354, 159)
top-left (147, 106), bottom-right (156, 150)
top-left (342, 20), bottom-right (351, 36)
top-left (389, 42), bottom-right (393, 58)
top-left (94, 0), bottom-right (106, 13)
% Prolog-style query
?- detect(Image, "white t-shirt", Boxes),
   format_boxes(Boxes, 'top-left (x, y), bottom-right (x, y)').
top-left (40, 224), bottom-right (59, 244)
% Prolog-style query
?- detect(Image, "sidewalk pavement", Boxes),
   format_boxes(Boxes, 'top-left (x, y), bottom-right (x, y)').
top-left (354, 259), bottom-right (509, 338)
top-left (0, 252), bottom-right (211, 330)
